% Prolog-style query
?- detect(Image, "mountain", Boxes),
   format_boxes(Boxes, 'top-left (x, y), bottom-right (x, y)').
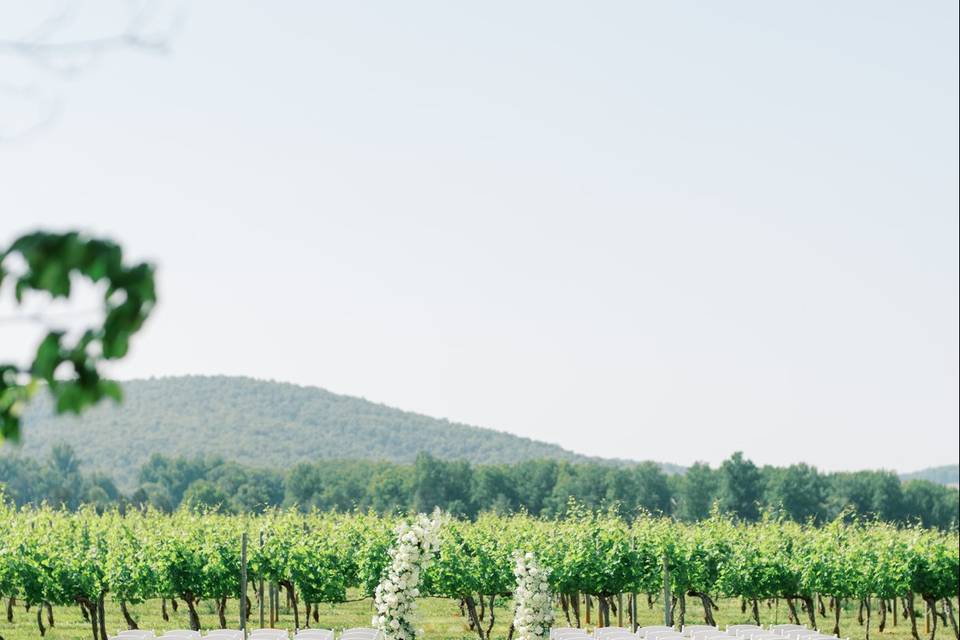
top-left (10, 376), bottom-right (680, 488)
top-left (900, 465), bottom-right (959, 487)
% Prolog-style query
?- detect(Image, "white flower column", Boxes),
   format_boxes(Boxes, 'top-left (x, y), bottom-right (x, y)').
top-left (374, 512), bottom-right (442, 640)
top-left (512, 551), bottom-right (554, 640)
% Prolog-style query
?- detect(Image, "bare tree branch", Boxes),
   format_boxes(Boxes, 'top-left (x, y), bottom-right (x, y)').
top-left (0, 1), bottom-right (183, 139)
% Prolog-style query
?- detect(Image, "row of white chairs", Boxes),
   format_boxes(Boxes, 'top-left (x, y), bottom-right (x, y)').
top-left (113, 630), bottom-right (209, 640)
top-left (111, 629), bottom-right (378, 640)
top-left (251, 630), bottom-right (376, 640)
top-left (551, 624), bottom-right (844, 640)
top-left (552, 626), bottom-right (710, 640)
top-left (725, 625), bottom-right (844, 640)
top-left (551, 624), bottom-right (689, 640)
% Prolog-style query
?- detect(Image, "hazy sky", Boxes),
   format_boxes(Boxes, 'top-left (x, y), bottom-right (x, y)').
top-left (1, 1), bottom-right (957, 472)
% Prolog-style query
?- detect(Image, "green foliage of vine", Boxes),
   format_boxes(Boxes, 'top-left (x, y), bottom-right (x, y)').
top-left (1, 503), bottom-right (957, 640)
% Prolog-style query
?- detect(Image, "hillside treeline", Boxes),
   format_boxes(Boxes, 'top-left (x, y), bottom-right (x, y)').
top-left (1, 447), bottom-right (957, 528)
top-left (21, 376), bottom-right (620, 488)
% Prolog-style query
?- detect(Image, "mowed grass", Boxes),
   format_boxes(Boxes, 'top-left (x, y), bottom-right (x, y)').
top-left (0, 594), bottom-right (950, 640)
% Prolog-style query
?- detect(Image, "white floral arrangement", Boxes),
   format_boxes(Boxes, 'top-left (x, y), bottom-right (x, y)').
top-left (373, 511), bottom-right (443, 640)
top-left (512, 550), bottom-right (554, 640)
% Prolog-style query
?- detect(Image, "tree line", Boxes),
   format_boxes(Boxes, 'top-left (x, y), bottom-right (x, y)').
top-left (1, 446), bottom-right (957, 529)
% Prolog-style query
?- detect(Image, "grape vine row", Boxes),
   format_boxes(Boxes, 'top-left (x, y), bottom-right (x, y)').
top-left (0, 504), bottom-right (956, 640)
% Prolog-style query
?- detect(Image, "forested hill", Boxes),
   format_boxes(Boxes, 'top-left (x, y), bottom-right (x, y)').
top-left (14, 376), bottom-right (678, 488)
top-left (900, 464), bottom-right (959, 487)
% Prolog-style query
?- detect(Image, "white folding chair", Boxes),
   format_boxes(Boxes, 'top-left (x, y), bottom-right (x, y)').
top-left (162, 631), bottom-right (201, 639)
top-left (339, 629), bottom-right (380, 640)
top-left (639, 627), bottom-right (676, 639)
top-left (295, 631), bottom-right (334, 640)
top-left (117, 632), bottom-right (156, 639)
top-left (648, 633), bottom-right (684, 640)
top-left (727, 626), bottom-right (762, 638)
top-left (596, 627), bottom-right (634, 637)
top-left (684, 626), bottom-right (718, 636)
top-left (250, 631), bottom-right (289, 640)
top-left (205, 632), bottom-right (243, 640)
top-left (552, 629), bottom-right (590, 639)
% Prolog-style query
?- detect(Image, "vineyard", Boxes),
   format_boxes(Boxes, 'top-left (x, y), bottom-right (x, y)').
top-left (0, 505), bottom-right (957, 640)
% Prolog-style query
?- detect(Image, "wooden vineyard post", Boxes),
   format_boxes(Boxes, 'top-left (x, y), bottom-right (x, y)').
top-left (618, 593), bottom-right (624, 627)
top-left (240, 532), bottom-right (248, 638)
top-left (269, 583), bottom-right (276, 627)
top-left (586, 594), bottom-right (592, 626)
top-left (258, 531), bottom-right (265, 629)
top-left (274, 583), bottom-right (280, 627)
top-left (813, 593), bottom-right (818, 631)
top-left (630, 535), bottom-right (639, 632)
top-left (663, 555), bottom-right (672, 627)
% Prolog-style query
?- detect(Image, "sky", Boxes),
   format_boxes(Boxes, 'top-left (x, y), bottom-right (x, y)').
top-left (1, 1), bottom-right (957, 473)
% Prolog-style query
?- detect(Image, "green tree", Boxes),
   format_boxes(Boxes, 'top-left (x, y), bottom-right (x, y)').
top-left (545, 463), bottom-right (608, 515)
top-left (901, 480), bottom-right (960, 529)
top-left (628, 462), bottom-right (672, 514)
top-left (509, 459), bottom-right (558, 515)
top-left (44, 443), bottom-right (85, 508)
top-left (676, 461), bottom-right (718, 521)
top-left (718, 452), bottom-right (763, 521)
top-left (182, 480), bottom-right (230, 512)
top-left (826, 470), bottom-right (905, 521)
top-left (765, 463), bottom-right (826, 522)
top-left (413, 452), bottom-right (474, 516)
top-left (135, 482), bottom-right (175, 512)
top-left (471, 464), bottom-right (519, 514)
top-left (367, 464), bottom-right (413, 514)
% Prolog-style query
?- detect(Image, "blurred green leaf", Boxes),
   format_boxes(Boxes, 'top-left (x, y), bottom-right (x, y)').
top-left (0, 230), bottom-right (156, 441)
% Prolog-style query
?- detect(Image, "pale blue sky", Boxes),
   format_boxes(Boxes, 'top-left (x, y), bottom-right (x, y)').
top-left (1, 1), bottom-right (957, 471)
